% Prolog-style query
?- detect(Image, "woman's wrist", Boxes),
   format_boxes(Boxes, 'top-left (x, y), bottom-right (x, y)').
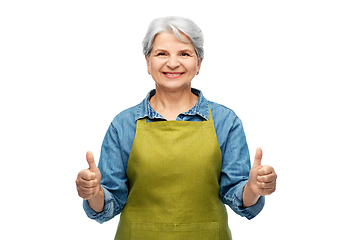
top-left (88, 186), bottom-right (105, 213)
top-left (242, 183), bottom-right (260, 208)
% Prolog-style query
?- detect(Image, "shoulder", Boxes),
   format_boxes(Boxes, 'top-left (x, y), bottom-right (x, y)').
top-left (110, 104), bottom-right (139, 133)
top-left (208, 100), bottom-right (246, 143)
top-left (208, 101), bottom-right (242, 127)
top-left (207, 100), bottom-right (247, 155)
top-left (113, 104), bottom-right (138, 122)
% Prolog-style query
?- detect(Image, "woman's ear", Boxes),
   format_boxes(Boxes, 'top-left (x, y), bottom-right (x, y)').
top-left (196, 58), bottom-right (203, 75)
top-left (145, 55), bottom-right (150, 74)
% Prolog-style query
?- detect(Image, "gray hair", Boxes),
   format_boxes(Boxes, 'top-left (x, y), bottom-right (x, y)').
top-left (142, 16), bottom-right (204, 60)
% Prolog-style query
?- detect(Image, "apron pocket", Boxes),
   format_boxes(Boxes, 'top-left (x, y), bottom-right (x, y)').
top-left (131, 222), bottom-right (219, 240)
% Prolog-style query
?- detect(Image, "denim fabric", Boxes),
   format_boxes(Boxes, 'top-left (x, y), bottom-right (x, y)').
top-left (83, 88), bottom-right (265, 223)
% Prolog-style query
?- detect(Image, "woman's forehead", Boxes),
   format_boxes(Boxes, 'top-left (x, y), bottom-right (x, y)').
top-left (152, 32), bottom-right (194, 51)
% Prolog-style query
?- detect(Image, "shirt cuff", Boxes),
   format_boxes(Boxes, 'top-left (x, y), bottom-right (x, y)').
top-left (233, 183), bottom-right (265, 220)
top-left (83, 186), bottom-right (114, 224)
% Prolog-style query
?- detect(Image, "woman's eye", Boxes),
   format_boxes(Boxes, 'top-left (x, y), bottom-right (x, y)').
top-left (156, 53), bottom-right (166, 56)
top-left (180, 52), bottom-right (190, 57)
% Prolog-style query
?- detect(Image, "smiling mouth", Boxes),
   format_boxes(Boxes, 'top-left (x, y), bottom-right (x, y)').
top-left (163, 72), bottom-right (184, 76)
top-left (163, 72), bottom-right (184, 78)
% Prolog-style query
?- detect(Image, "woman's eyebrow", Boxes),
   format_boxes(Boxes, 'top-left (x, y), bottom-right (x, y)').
top-left (179, 48), bottom-right (194, 52)
top-left (153, 48), bottom-right (167, 53)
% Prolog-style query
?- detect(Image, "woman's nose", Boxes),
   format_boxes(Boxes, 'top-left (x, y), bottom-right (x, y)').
top-left (167, 56), bottom-right (180, 69)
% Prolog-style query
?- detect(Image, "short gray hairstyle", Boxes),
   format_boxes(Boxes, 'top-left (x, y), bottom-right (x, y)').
top-left (142, 16), bottom-right (204, 60)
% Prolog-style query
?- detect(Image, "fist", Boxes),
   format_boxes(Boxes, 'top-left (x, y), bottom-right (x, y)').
top-left (248, 148), bottom-right (277, 196)
top-left (76, 151), bottom-right (102, 200)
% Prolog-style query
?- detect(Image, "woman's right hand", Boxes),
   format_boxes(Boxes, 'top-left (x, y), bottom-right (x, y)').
top-left (76, 151), bottom-right (102, 200)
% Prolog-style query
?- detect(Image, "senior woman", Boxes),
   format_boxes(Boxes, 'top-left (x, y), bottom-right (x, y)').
top-left (76, 16), bottom-right (277, 240)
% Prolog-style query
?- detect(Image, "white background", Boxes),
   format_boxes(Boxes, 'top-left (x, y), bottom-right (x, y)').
top-left (1, 1), bottom-right (359, 239)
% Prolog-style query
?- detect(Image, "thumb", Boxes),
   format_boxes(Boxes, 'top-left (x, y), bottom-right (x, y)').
top-left (86, 151), bottom-right (97, 172)
top-left (253, 147), bottom-right (263, 168)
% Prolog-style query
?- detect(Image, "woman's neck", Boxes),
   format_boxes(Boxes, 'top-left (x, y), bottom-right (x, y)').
top-left (149, 86), bottom-right (198, 120)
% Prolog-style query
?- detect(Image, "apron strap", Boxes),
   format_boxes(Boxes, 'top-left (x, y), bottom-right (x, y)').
top-left (139, 105), bottom-right (213, 122)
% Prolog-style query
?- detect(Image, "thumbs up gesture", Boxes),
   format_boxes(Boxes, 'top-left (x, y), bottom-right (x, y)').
top-left (76, 151), bottom-right (102, 200)
top-left (247, 148), bottom-right (277, 196)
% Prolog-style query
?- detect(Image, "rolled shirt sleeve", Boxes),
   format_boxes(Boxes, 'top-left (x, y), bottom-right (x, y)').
top-left (233, 184), bottom-right (265, 220)
top-left (221, 180), bottom-right (265, 220)
top-left (83, 186), bottom-right (117, 224)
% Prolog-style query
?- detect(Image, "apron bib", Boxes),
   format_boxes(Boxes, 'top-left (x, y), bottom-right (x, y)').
top-left (115, 108), bottom-right (232, 240)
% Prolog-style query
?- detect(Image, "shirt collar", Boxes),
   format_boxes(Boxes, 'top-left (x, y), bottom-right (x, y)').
top-left (135, 88), bottom-right (210, 121)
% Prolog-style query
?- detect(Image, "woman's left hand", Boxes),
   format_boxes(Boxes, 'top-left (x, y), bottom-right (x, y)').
top-left (247, 148), bottom-right (277, 196)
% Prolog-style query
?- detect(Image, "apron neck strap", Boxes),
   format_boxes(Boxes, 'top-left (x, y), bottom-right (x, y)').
top-left (140, 105), bottom-right (213, 122)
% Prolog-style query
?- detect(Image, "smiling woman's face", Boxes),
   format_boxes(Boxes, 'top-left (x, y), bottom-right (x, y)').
top-left (146, 31), bottom-right (202, 92)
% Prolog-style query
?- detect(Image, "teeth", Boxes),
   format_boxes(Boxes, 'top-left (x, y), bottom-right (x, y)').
top-left (165, 73), bottom-right (182, 76)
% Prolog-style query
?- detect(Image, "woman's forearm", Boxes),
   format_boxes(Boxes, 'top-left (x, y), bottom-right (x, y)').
top-left (88, 187), bottom-right (105, 213)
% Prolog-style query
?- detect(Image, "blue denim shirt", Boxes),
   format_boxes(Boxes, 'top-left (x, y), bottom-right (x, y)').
top-left (83, 88), bottom-right (265, 223)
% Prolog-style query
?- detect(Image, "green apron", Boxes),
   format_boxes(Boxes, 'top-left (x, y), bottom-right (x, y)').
top-left (115, 108), bottom-right (232, 240)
